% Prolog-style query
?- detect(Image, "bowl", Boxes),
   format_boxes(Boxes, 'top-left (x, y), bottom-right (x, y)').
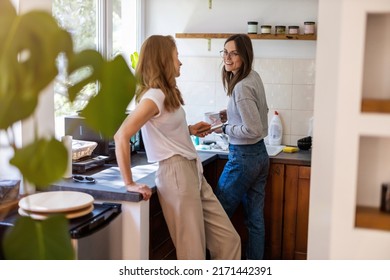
top-left (297, 136), bottom-right (312, 150)
top-left (204, 111), bottom-right (221, 125)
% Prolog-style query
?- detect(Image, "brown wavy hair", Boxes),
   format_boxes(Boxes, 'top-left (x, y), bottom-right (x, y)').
top-left (221, 34), bottom-right (254, 96)
top-left (135, 35), bottom-right (184, 111)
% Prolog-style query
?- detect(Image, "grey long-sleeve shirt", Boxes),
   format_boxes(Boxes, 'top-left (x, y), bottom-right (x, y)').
top-left (225, 70), bottom-right (269, 145)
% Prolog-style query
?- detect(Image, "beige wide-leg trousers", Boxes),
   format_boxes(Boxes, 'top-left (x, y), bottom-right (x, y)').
top-left (155, 155), bottom-right (241, 260)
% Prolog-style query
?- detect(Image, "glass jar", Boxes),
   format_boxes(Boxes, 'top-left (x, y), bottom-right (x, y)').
top-left (304, 21), bottom-right (315, 34)
top-left (288, 25), bottom-right (300, 34)
top-left (247, 21), bottom-right (258, 34)
top-left (275, 25), bottom-right (286, 34)
top-left (260, 25), bottom-right (272, 34)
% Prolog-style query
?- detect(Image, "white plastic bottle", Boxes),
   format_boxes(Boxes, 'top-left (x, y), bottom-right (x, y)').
top-left (268, 111), bottom-right (283, 146)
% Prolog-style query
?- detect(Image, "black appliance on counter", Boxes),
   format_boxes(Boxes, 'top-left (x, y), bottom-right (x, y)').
top-left (65, 115), bottom-right (144, 172)
top-left (65, 115), bottom-right (115, 160)
top-left (0, 202), bottom-right (122, 260)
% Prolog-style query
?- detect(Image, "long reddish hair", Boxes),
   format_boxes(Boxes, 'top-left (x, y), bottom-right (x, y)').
top-left (135, 35), bottom-right (184, 111)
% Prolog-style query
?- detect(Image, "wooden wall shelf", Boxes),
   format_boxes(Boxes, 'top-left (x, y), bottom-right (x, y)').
top-left (355, 206), bottom-right (390, 231)
top-left (175, 33), bottom-right (317, 41)
top-left (361, 98), bottom-right (390, 113)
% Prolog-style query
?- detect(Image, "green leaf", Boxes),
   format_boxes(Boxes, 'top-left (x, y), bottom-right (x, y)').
top-left (67, 49), bottom-right (104, 102)
top-left (130, 51), bottom-right (139, 70)
top-left (10, 138), bottom-right (68, 187)
top-left (3, 215), bottom-right (75, 260)
top-left (0, 9), bottom-right (73, 129)
top-left (69, 54), bottom-right (136, 138)
top-left (0, 0), bottom-right (17, 51)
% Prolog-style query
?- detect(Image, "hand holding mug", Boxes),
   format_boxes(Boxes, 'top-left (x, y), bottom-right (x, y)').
top-left (219, 109), bottom-right (227, 123)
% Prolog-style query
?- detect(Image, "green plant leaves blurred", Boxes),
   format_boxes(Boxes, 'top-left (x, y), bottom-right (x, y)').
top-left (130, 51), bottom-right (139, 70)
top-left (0, 0), bottom-right (136, 187)
top-left (68, 50), bottom-right (136, 138)
top-left (10, 138), bottom-right (68, 187)
top-left (3, 215), bottom-right (75, 260)
top-left (0, 5), bottom-right (73, 129)
top-left (0, 0), bottom-right (136, 259)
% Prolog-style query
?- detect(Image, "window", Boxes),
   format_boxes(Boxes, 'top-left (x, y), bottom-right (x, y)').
top-left (52, 0), bottom-right (140, 137)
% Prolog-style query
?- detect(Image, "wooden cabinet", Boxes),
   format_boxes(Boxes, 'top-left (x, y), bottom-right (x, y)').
top-left (209, 159), bottom-right (311, 260)
top-left (263, 163), bottom-right (284, 259)
top-left (263, 163), bottom-right (311, 259)
top-left (149, 194), bottom-right (176, 260)
top-left (148, 156), bottom-right (311, 260)
top-left (282, 165), bottom-right (311, 259)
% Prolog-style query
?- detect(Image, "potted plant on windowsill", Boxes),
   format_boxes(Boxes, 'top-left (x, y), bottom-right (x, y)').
top-left (0, 0), bottom-right (136, 259)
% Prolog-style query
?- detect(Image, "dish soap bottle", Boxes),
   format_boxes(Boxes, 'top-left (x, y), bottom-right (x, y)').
top-left (268, 111), bottom-right (283, 146)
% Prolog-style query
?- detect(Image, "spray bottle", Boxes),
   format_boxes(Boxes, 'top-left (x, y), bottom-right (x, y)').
top-left (268, 111), bottom-right (283, 146)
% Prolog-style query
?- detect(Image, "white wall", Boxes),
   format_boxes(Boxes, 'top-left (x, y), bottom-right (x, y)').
top-left (143, 0), bottom-right (318, 145)
top-left (308, 0), bottom-right (390, 259)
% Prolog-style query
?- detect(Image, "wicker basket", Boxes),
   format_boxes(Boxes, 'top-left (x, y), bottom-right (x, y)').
top-left (0, 180), bottom-right (20, 221)
top-left (72, 140), bottom-right (98, 161)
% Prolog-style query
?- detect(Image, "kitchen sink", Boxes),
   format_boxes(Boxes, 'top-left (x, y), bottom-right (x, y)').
top-left (195, 145), bottom-right (229, 155)
top-left (195, 144), bottom-right (285, 156)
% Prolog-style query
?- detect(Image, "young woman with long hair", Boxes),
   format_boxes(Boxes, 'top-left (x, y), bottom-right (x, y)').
top-left (114, 35), bottom-right (241, 260)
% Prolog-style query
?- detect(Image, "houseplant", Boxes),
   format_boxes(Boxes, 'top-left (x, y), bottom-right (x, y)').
top-left (0, 0), bottom-right (136, 259)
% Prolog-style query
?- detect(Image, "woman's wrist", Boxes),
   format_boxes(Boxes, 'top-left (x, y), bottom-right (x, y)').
top-left (188, 125), bottom-right (192, 135)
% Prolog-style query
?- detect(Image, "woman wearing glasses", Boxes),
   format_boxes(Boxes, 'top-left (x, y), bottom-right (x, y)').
top-left (214, 34), bottom-right (269, 260)
top-left (114, 35), bottom-right (241, 260)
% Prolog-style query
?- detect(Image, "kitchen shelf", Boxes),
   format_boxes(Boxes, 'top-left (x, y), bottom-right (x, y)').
top-left (361, 98), bottom-right (390, 113)
top-left (355, 206), bottom-right (390, 231)
top-left (175, 33), bottom-right (317, 41)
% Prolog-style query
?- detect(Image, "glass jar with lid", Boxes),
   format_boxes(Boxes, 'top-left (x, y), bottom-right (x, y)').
top-left (247, 21), bottom-right (258, 34)
top-left (260, 25), bottom-right (272, 34)
top-left (275, 26), bottom-right (286, 34)
top-left (304, 21), bottom-right (315, 34)
top-left (288, 26), bottom-right (300, 34)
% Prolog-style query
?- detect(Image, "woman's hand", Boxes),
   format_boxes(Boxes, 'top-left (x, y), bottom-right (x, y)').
top-left (213, 126), bottom-right (223, 134)
top-left (189, 121), bottom-right (212, 137)
top-left (219, 109), bottom-right (227, 123)
top-left (126, 182), bottom-right (152, 201)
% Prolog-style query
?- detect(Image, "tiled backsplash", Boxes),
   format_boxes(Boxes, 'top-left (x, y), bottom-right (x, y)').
top-left (178, 57), bottom-right (315, 146)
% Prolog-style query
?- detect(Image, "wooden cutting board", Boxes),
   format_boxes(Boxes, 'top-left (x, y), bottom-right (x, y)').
top-left (18, 204), bottom-right (94, 220)
top-left (18, 191), bottom-right (94, 213)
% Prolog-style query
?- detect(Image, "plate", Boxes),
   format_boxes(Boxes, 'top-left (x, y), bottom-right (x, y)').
top-left (18, 191), bottom-right (94, 213)
top-left (18, 204), bottom-right (94, 220)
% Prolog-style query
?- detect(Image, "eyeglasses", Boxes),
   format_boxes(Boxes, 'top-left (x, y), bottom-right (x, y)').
top-left (220, 50), bottom-right (239, 59)
top-left (73, 175), bottom-right (96, 184)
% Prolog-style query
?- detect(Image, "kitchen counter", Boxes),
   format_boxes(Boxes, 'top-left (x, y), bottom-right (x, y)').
top-left (268, 149), bottom-right (311, 166)
top-left (46, 149), bottom-right (310, 260)
top-left (48, 151), bottom-right (217, 202)
top-left (49, 149), bottom-right (311, 202)
top-left (45, 151), bottom-right (219, 260)
top-left (200, 148), bottom-right (311, 165)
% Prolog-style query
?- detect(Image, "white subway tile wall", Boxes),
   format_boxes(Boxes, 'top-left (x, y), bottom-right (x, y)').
top-left (178, 57), bottom-right (315, 146)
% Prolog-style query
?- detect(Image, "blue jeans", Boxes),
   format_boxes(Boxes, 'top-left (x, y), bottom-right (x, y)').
top-left (215, 139), bottom-right (269, 259)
